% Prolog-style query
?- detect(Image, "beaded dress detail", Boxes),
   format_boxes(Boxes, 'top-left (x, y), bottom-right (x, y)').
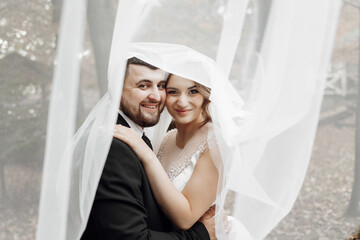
top-left (156, 122), bottom-right (216, 191)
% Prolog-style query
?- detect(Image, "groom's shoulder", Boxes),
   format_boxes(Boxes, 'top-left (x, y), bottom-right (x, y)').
top-left (108, 136), bottom-right (138, 160)
top-left (102, 137), bottom-right (142, 176)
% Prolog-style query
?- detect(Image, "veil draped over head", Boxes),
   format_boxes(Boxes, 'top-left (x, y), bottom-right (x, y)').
top-left (36, 0), bottom-right (341, 239)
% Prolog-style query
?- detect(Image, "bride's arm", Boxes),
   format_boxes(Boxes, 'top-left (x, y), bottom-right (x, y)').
top-left (114, 125), bottom-right (218, 230)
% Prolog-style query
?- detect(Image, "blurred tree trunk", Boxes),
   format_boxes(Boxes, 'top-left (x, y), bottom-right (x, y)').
top-left (256, 0), bottom-right (272, 51)
top-left (346, 6), bottom-right (360, 217)
top-left (52, 0), bottom-right (62, 48)
top-left (87, 0), bottom-right (116, 96)
top-left (0, 162), bottom-right (5, 199)
top-left (52, 0), bottom-right (62, 24)
top-left (346, 68), bottom-right (360, 217)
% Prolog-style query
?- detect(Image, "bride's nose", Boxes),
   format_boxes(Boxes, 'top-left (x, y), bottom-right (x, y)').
top-left (176, 94), bottom-right (188, 107)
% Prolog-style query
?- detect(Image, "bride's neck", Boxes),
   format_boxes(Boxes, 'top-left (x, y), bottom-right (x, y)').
top-left (175, 119), bottom-right (204, 148)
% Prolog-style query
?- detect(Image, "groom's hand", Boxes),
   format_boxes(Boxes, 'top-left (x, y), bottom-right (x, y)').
top-left (199, 205), bottom-right (216, 240)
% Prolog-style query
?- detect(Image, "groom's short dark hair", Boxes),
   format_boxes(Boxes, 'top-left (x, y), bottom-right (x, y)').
top-left (125, 57), bottom-right (158, 78)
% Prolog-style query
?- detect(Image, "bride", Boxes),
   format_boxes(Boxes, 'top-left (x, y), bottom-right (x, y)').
top-left (113, 48), bottom-right (250, 239)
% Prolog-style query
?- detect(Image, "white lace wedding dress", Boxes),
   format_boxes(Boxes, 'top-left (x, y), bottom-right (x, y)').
top-left (157, 122), bottom-right (250, 240)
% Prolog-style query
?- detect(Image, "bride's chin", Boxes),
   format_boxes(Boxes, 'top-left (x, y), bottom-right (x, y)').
top-left (173, 118), bottom-right (192, 126)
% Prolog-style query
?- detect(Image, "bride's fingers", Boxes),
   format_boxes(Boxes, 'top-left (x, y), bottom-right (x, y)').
top-left (113, 127), bottom-right (129, 139)
top-left (113, 127), bottom-right (123, 134)
top-left (114, 124), bottom-right (138, 136)
top-left (113, 128), bottom-right (139, 143)
top-left (114, 124), bottom-right (125, 132)
top-left (114, 125), bottom-right (130, 136)
top-left (113, 128), bottom-right (123, 136)
top-left (113, 132), bottom-right (125, 140)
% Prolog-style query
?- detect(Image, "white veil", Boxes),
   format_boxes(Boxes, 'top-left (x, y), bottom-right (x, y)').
top-left (36, 0), bottom-right (341, 239)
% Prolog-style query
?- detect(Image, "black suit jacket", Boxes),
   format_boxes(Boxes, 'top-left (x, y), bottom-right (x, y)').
top-left (81, 115), bottom-right (210, 240)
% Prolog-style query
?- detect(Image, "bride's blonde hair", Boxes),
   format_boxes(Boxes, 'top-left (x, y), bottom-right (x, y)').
top-left (194, 82), bottom-right (212, 126)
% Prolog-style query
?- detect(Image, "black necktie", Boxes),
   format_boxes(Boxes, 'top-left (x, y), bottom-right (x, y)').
top-left (142, 133), bottom-right (153, 150)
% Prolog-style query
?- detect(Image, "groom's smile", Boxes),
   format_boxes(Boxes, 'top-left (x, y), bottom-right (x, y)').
top-left (120, 64), bottom-right (166, 128)
top-left (140, 102), bottom-right (159, 111)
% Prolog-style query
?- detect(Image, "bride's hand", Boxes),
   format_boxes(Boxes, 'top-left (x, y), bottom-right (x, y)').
top-left (113, 125), bottom-right (154, 163)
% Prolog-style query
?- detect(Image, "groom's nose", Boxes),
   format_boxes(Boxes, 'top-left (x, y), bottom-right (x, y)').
top-left (148, 87), bottom-right (161, 102)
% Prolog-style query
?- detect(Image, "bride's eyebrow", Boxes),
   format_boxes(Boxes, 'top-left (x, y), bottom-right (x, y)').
top-left (166, 85), bottom-right (196, 90)
top-left (166, 87), bottom-right (178, 90)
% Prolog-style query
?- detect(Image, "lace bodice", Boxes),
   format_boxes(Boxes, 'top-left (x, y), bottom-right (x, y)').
top-left (156, 122), bottom-right (216, 191)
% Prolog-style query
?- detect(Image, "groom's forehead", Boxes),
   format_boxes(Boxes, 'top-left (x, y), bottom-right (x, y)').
top-left (125, 64), bottom-right (165, 82)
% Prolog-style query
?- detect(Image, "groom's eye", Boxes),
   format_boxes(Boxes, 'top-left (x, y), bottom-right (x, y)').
top-left (138, 84), bottom-right (149, 89)
top-left (158, 83), bottom-right (166, 90)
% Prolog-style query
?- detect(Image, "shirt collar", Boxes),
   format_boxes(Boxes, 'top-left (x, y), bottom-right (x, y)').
top-left (118, 110), bottom-right (144, 137)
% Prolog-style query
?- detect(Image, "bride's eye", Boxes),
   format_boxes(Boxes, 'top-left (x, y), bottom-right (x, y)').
top-left (189, 89), bottom-right (199, 94)
top-left (166, 90), bottom-right (178, 94)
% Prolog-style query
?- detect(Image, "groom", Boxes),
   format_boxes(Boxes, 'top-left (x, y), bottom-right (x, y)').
top-left (81, 57), bottom-right (215, 239)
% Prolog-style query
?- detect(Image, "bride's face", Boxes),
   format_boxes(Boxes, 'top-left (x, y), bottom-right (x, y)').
top-left (165, 75), bottom-right (205, 126)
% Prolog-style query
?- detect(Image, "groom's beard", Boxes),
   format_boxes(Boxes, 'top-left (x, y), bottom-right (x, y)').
top-left (120, 100), bottom-right (164, 127)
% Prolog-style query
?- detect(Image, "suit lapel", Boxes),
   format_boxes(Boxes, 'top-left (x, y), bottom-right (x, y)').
top-left (116, 114), bottom-right (130, 127)
top-left (116, 114), bottom-right (152, 149)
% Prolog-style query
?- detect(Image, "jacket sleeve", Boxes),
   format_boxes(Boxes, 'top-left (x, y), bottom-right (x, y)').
top-left (87, 138), bottom-right (210, 240)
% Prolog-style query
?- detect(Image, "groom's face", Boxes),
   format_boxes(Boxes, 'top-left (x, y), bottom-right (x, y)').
top-left (120, 64), bottom-right (166, 127)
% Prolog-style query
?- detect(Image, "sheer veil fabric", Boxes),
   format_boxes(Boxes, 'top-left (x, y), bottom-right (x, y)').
top-left (36, 0), bottom-right (341, 239)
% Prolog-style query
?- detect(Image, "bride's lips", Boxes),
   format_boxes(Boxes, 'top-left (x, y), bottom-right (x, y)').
top-left (141, 103), bottom-right (159, 111)
top-left (175, 108), bottom-right (192, 114)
